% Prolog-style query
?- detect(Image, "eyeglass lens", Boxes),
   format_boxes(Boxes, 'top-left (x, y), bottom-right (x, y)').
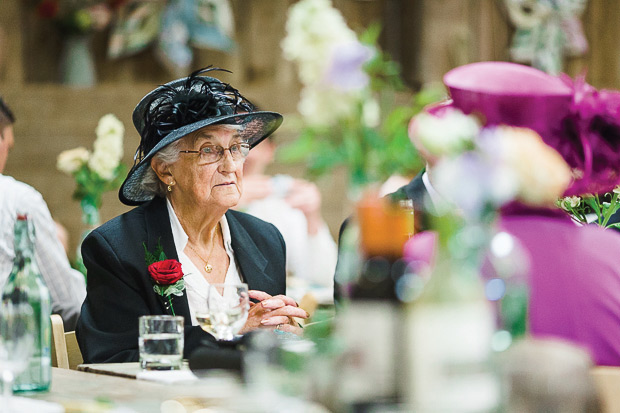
top-left (200, 144), bottom-right (250, 163)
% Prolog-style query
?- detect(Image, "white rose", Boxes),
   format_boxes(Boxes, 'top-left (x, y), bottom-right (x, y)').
top-left (88, 150), bottom-right (118, 180)
top-left (93, 114), bottom-right (124, 166)
top-left (411, 109), bottom-right (480, 157)
top-left (496, 127), bottom-right (572, 206)
top-left (362, 98), bottom-right (380, 128)
top-left (282, 0), bottom-right (357, 85)
top-left (298, 86), bottom-right (359, 126)
top-left (560, 196), bottom-right (581, 210)
top-left (57, 147), bottom-right (90, 175)
top-left (96, 114), bottom-right (124, 139)
top-left (93, 131), bottom-right (123, 164)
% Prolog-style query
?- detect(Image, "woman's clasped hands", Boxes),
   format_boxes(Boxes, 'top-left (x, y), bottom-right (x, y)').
top-left (241, 290), bottom-right (308, 335)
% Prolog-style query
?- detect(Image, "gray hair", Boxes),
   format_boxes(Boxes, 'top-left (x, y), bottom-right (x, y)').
top-left (139, 139), bottom-right (184, 198)
top-left (138, 124), bottom-right (245, 198)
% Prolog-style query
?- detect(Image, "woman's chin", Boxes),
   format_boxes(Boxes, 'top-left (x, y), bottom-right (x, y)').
top-left (210, 189), bottom-right (241, 207)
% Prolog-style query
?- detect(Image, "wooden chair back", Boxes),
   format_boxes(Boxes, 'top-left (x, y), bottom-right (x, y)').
top-left (50, 314), bottom-right (83, 369)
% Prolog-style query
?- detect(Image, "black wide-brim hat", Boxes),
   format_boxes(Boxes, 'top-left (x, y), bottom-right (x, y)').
top-left (119, 70), bottom-right (283, 206)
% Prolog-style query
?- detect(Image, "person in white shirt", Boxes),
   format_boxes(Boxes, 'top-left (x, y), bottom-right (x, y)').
top-left (0, 97), bottom-right (86, 330)
top-left (236, 136), bottom-right (337, 301)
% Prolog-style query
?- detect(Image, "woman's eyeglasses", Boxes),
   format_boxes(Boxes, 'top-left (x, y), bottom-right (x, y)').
top-left (179, 143), bottom-right (250, 164)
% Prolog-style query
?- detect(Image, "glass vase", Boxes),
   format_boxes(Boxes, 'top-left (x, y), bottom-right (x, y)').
top-left (74, 197), bottom-right (101, 277)
top-left (59, 34), bottom-right (96, 87)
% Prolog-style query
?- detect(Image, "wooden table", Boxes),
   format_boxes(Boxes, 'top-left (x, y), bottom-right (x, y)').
top-left (78, 362), bottom-right (193, 379)
top-left (26, 367), bottom-right (328, 412)
top-left (24, 364), bottom-right (618, 412)
top-left (592, 367), bottom-right (620, 413)
top-left (25, 367), bottom-right (247, 412)
top-left (78, 362), bottom-right (143, 379)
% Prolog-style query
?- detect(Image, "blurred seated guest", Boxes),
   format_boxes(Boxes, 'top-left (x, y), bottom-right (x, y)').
top-left (407, 61), bottom-right (620, 366)
top-left (54, 220), bottom-right (71, 257)
top-left (236, 136), bottom-right (337, 300)
top-left (76, 67), bottom-right (308, 363)
top-left (0, 97), bottom-right (86, 330)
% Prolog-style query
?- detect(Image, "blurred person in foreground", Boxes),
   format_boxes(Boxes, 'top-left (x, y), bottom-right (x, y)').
top-left (76, 67), bottom-right (308, 364)
top-left (406, 61), bottom-right (620, 366)
top-left (235, 136), bottom-right (337, 302)
top-left (0, 97), bottom-right (86, 330)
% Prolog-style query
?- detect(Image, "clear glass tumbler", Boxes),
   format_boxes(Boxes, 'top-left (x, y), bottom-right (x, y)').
top-left (138, 315), bottom-right (184, 370)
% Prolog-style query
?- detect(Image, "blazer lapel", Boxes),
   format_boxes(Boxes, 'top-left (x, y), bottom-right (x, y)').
top-left (144, 197), bottom-right (192, 322)
top-left (403, 171), bottom-right (429, 212)
top-left (226, 211), bottom-right (280, 294)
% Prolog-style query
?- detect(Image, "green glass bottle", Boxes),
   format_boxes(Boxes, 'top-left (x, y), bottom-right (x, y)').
top-left (2, 214), bottom-right (52, 392)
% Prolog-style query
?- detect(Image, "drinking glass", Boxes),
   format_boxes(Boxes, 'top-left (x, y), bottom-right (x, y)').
top-left (138, 315), bottom-right (184, 370)
top-left (197, 283), bottom-right (249, 341)
top-left (0, 301), bottom-right (35, 412)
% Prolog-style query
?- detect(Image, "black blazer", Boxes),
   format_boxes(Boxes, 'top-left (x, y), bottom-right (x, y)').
top-left (75, 197), bottom-right (286, 363)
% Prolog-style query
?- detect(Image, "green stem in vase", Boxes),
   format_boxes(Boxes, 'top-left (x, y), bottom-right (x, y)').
top-left (80, 196), bottom-right (101, 227)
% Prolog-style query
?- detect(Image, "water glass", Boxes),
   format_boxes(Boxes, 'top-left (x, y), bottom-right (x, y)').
top-left (0, 301), bottom-right (35, 412)
top-left (198, 283), bottom-right (249, 341)
top-left (138, 315), bottom-right (184, 370)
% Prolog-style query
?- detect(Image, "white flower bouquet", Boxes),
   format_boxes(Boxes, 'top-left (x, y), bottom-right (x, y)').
top-left (279, 0), bottom-right (443, 189)
top-left (57, 113), bottom-right (126, 224)
top-left (557, 188), bottom-right (620, 228)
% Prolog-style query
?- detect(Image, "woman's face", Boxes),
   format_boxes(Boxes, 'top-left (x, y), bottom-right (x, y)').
top-left (168, 125), bottom-right (246, 210)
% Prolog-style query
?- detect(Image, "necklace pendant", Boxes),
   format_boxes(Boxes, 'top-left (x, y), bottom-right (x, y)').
top-left (205, 264), bottom-right (213, 273)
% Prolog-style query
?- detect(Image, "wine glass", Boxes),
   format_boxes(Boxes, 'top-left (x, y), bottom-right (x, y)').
top-left (196, 283), bottom-right (249, 341)
top-left (0, 300), bottom-right (35, 412)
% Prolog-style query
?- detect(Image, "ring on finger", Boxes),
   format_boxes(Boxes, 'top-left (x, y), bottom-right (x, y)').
top-left (275, 324), bottom-right (283, 331)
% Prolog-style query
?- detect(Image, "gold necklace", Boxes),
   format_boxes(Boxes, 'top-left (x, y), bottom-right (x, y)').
top-left (187, 224), bottom-right (219, 273)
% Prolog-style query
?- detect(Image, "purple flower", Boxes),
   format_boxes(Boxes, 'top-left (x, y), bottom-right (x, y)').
top-left (561, 75), bottom-right (620, 195)
top-left (323, 40), bottom-right (373, 91)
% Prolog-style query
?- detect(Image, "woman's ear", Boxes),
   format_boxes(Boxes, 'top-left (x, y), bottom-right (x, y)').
top-left (151, 157), bottom-right (174, 185)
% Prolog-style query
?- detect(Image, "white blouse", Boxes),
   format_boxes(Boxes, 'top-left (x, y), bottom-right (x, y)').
top-left (166, 199), bottom-right (243, 326)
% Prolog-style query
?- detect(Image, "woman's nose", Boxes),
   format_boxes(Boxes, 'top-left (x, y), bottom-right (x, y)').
top-left (218, 148), bottom-right (238, 171)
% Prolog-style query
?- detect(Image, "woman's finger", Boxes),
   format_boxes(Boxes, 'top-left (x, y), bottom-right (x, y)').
top-left (249, 290), bottom-right (272, 301)
top-left (266, 305), bottom-right (309, 319)
top-left (260, 315), bottom-right (290, 326)
top-left (271, 294), bottom-right (298, 307)
top-left (260, 298), bottom-right (286, 310)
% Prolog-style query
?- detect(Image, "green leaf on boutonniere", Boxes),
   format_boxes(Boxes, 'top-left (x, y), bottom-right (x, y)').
top-left (153, 279), bottom-right (185, 297)
top-left (143, 239), bottom-right (165, 266)
top-left (143, 244), bottom-right (156, 266)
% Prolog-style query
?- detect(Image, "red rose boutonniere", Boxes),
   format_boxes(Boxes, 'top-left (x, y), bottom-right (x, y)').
top-left (144, 241), bottom-right (185, 316)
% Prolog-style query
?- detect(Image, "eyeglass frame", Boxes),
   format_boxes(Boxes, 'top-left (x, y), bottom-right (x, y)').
top-left (178, 142), bottom-right (251, 165)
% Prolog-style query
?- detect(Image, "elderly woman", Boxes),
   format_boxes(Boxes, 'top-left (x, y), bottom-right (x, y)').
top-left (76, 68), bottom-right (307, 363)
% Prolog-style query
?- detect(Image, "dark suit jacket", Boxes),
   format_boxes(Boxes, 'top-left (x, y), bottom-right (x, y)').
top-left (75, 196), bottom-right (286, 363)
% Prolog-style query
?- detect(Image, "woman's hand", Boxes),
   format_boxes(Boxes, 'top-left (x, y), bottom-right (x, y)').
top-left (239, 290), bottom-right (308, 336)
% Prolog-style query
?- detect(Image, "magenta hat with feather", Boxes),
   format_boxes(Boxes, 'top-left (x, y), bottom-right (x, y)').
top-left (440, 61), bottom-right (620, 195)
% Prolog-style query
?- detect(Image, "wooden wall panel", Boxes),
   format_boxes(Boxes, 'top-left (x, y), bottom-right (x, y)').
top-left (1, 0), bottom-right (620, 254)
